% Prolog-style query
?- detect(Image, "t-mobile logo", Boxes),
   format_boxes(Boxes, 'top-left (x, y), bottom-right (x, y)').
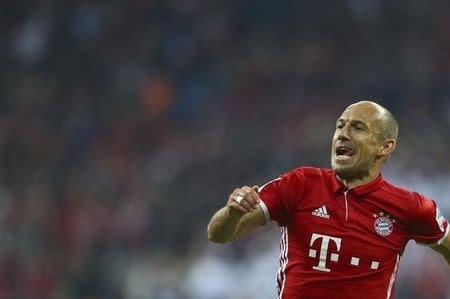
top-left (309, 233), bottom-right (342, 272)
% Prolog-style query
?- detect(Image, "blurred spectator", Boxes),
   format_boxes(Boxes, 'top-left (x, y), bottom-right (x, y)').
top-left (0, 0), bottom-right (449, 298)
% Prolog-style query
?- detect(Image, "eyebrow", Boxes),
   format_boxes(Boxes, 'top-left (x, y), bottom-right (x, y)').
top-left (336, 118), bottom-right (369, 128)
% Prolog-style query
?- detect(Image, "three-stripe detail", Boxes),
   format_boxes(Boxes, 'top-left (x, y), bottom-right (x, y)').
top-left (386, 254), bottom-right (400, 299)
top-left (312, 205), bottom-right (330, 219)
top-left (277, 227), bottom-right (289, 299)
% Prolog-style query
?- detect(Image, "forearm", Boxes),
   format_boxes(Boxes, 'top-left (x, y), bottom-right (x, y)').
top-left (442, 250), bottom-right (450, 267)
top-left (207, 206), bottom-right (244, 243)
top-left (432, 242), bottom-right (450, 267)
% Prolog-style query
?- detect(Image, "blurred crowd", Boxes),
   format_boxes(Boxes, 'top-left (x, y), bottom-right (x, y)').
top-left (1, 0), bottom-right (450, 298)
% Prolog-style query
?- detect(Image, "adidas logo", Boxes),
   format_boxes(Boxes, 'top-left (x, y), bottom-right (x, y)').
top-left (312, 205), bottom-right (330, 219)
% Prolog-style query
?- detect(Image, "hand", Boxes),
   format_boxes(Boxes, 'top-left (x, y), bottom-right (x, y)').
top-left (227, 185), bottom-right (260, 215)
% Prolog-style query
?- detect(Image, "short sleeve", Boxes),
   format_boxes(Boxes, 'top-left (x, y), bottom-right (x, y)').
top-left (408, 194), bottom-right (449, 246)
top-left (258, 168), bottom-right (305, 227)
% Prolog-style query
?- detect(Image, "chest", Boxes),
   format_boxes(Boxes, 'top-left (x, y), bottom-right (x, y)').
top-left (287, 187), bottom-right (408, 272)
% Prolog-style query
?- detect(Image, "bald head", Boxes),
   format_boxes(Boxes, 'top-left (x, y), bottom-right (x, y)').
top-left (331, 100), bottom-right (398, 182)
top-left (346, 100), bottom-right (398, 141)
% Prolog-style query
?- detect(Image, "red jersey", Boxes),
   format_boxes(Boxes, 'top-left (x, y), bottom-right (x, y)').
top-left (258, 166), bottom-right (449, 299)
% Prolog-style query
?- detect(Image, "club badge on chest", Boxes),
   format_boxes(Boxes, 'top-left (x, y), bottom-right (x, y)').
top-left (373, 211), bottom-right (396, 237)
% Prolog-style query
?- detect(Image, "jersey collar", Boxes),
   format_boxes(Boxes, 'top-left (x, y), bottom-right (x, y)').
top-left (330, 171), bottom-right (384, 197)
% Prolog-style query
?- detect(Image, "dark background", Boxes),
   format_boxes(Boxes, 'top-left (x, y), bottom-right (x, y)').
top-left (1, 0), bottom-right (449, 298)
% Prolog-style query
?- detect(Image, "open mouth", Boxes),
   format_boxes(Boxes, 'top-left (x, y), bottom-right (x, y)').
top-left (335, 146), bottom-right (356, 157)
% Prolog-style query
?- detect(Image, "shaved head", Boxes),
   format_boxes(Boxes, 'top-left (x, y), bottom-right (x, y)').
top-left (332, 100), bottom-right (398, 185)
top-left (347, 100), bottom-right (398, 141)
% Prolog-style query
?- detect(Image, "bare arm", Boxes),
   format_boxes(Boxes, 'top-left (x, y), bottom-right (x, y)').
top-left (207, 205), bottom-right (266, 243)
top-left (432, 232), bottom-right (450, 266)
top-left (207, 186), bottom-right (267, 243)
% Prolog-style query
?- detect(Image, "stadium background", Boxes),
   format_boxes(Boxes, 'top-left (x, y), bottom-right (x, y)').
top-left (1, 0), bottom-right (450, 298)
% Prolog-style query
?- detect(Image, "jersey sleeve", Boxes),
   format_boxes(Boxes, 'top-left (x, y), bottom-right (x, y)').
top-left (408, 193), bottom-right (449, 246)
top-left (257, 167), bottom-right (305, 227)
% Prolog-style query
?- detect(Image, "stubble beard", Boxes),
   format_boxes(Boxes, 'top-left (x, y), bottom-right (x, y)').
top-left (332, 162), bottom-right (368, 182)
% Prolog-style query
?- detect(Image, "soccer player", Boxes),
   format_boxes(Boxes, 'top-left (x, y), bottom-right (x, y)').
top-left (207, 101), bottom-right (450, 299)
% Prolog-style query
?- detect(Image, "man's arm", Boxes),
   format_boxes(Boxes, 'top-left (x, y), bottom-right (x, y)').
top-left (207, 186), bottom-right (267, 243)
top-left (432, 233), bottom-right (450, 266)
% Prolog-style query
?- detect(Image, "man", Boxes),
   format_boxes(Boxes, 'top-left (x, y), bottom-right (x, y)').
top-left (207, 101), bottom-right (450, 299)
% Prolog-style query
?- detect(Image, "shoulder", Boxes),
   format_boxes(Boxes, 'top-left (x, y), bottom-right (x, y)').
top-left (280, 166), bottom-right (331, 189)
top-left (379, 180), bottom-right (433, 220)
top-left (281, 166), bottom-right (330, 181)
top-left (380, 180), bottom-right (422, 206)
top-left (287, 165), bottom-right (331, 178)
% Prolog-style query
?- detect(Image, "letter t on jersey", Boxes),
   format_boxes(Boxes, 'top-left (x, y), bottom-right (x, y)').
top-left (309, 233), bottom-right (342, 272)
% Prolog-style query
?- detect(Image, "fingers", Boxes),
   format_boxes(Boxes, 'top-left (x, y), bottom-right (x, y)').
top-left (234, 189), bottom-right (254, 212)
top-left (241, 186), bottom-right (260, 208)
top-left (227, 186), bottom-right (261, 214)
top-left (227, 191), bottom-right (248, 214)
top-left (229, 201), bottom-right (248, 214)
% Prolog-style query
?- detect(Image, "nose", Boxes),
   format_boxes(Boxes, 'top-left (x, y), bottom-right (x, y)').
top-left (338, 133), bottom-right (350, 141)
top-left (337, 126), bottom-right (351, 141)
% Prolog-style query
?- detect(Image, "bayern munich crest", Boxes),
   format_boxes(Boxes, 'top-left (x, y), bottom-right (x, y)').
top-left (374, 215), bottom-right (394, 236)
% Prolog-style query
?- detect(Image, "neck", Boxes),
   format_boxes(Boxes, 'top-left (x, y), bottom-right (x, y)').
top-left (336, 168), bottom-right (381, 188)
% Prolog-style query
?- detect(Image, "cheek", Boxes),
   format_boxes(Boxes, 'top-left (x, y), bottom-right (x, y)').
top-left (360, 143), bottom-right (379, 160)
top-left (331, 137), bottom-right (337, 149)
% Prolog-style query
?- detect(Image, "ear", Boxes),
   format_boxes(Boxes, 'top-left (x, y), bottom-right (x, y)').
top-left (379, 139), bottom-right (396, 156)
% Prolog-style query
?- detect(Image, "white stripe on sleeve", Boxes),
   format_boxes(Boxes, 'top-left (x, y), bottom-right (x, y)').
top-left (257, 177), bottom-right (282, 223)
top-left (258, 200), bottom-right (271, 223)
top-left (437, 223), bottom-right (449, 245)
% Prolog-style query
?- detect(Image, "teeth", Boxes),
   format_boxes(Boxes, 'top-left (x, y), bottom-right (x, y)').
top-left (337, 146), bottom-right (351, 150)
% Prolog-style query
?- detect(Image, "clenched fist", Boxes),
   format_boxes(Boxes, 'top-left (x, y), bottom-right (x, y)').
top-left (227, 185), bottom-right (260, 214)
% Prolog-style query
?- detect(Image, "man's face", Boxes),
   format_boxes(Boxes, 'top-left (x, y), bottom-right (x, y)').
top-left (331, 103), bottom-right (385, 180)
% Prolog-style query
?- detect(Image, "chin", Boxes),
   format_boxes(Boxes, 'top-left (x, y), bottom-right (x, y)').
top-left (331, 162), bottom-right (356, 179)
top-left (332, 167), bottom-right (353, 179)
